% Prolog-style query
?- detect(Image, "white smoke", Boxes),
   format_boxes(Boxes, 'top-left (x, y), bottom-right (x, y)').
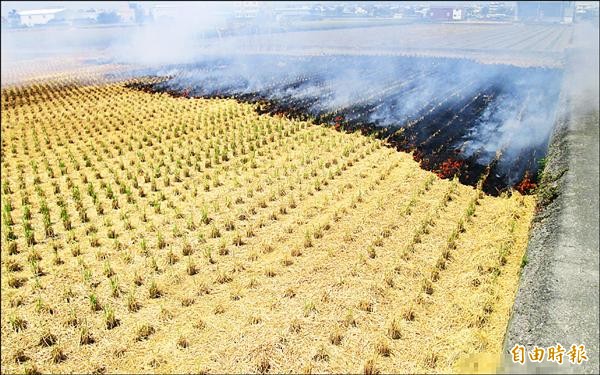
top-left (1, 1), bottom-right (598, 189)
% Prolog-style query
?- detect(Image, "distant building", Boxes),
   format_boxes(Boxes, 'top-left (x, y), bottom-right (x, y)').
top-left (429, 7), bottom-right (463, 21)
top-left (273, 5), bottom-right (312, 22)
top-left (575, 2), bottom-right (599, 21)
top-left (485, 1), bottom-right (514, 20)
top-left (429, 7), bottom-right (453, 21)
top-left (488, 2), bottom-right (502, 17)
top-left (17, 8), bottom-right (66, 26)
top-left (62, 8), bottom-right (100, 25)
top-left (354, 7), bottom-right (368, 16)
top-left (414, 6), bottom-right (429, 19)
top-left (235, 1), bottom-right (260, 19)
top-left (452, 8), bottom-right (464, 21)
top-left (516, 1), bottom-right (575, 23)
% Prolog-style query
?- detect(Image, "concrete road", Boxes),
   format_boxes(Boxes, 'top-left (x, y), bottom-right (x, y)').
top-left (502, 42), bottom-right (599, 373)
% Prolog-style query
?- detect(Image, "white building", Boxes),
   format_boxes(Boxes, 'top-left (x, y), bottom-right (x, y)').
top-left (18, 8), bottom-right (66, 26)
top-left (355, 7), bottom-right (368, 16)
top-left (452, 8), bottom-right (463, 20)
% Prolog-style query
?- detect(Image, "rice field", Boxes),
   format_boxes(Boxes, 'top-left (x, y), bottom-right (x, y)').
top-left (1, 75), bottom-right (535, 373)
top-left (215, 22), bottom-right (573, 67)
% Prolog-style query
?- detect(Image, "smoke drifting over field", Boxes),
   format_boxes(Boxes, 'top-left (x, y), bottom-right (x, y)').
top-left (2, 2), bottom-right (598, 193)
top-left (126, 55), bottom-right (562, 194)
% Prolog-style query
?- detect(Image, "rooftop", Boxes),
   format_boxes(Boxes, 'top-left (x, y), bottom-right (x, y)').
top-left (17, 8), bottom-right (66, 16)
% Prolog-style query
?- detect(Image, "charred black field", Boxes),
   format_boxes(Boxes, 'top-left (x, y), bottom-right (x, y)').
top-left (126, 55), bottom-right (563, 195)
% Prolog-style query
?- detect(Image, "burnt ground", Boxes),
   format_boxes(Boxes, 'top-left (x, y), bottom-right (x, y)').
top-left (124, 55), bottom-right (562, 196)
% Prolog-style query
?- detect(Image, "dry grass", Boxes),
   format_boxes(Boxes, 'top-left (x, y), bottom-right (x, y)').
top-left (1, 76), bottom-right (535, 373)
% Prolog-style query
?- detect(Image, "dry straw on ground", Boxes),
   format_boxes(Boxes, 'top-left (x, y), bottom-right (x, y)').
top-left (1, 74), bottom-right (534, 373)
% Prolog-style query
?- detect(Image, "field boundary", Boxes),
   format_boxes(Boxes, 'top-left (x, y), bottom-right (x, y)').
top-left (501, 76), bottom-right (600, 373)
